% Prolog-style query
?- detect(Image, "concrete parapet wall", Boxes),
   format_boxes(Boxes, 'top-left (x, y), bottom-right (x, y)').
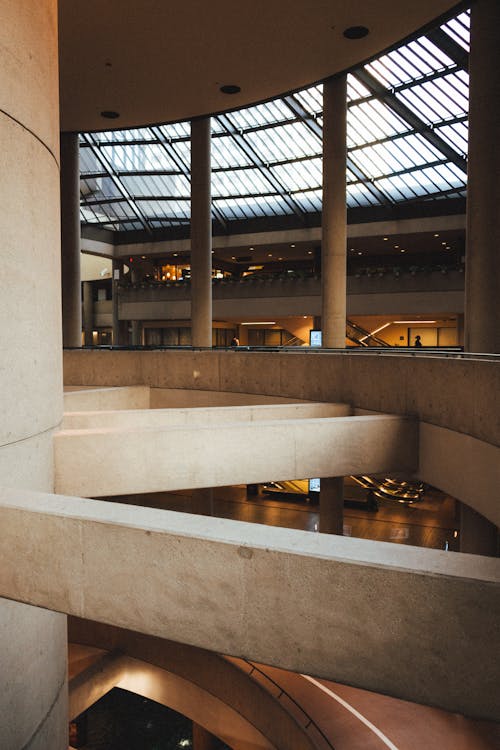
top-left (419, 423), bottom-right (500, 527)
top-left (62, 401), bottom-right (351, 430)
top-left (54, 414), bottom-right (416, 497)
top-left (64, 385), bottom-right (150, 412)
top-left (63, 350), bottom-right (499, 447)
top-left (0, 488), bottom-right (498, 719)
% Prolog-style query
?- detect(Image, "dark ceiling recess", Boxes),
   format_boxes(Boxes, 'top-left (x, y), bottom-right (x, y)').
top-left (343, 26), bottom-right (370, 39)
top-left (100, 110), bottom-right (120, 119)
top-left (220, 84), bottom-right (241, 94)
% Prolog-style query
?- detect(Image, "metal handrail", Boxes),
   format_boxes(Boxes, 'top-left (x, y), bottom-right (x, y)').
top-left (66, 344), bottom-right (500, 362)
top-left (240, 658), bottom-right (335, 750)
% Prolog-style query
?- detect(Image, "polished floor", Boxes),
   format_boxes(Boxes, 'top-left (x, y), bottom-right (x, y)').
top-left (102, 480), bottom-right (461, 553)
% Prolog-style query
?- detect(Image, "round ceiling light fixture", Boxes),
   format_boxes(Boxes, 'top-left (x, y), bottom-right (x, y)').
top-left (343, 26), bottom-right (369, 40)
top-left (100, 110), bottom-right (120, 119)
top-left (220, 84), bottom-right (241, 95)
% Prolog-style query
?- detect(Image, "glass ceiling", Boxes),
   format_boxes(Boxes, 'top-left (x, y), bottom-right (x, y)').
top-left (80, 10), bottom-right (469, 234)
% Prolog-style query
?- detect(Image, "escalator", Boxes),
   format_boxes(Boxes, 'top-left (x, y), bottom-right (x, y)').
top-left (346, 319), bottom-right (392, 347)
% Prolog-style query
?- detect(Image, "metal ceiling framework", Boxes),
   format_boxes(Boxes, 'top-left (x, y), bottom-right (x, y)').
top-left (79, 10), bottom-right (469, 236)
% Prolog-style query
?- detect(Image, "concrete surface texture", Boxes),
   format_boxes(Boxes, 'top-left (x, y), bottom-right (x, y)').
top-left (54, 413), bottom-right (417, 497)
top-left (62, 350), bottom-right (500, 446)
top-left (419, 423), bottom-right (500, 527)
top-left (62, 401), bottom-right (351, 430)
top-left (0, 487), bottom-right (498, 720)
top-left (0, 2), bottom-right (67, 748)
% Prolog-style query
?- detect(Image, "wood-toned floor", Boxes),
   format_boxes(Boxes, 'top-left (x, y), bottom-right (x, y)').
top-left (101, 481), bottom-right (461, 552)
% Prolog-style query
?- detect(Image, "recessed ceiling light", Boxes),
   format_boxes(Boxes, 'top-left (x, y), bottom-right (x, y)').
top-left (307, 251), bottom-right (313, 255)
top-left (268, 253), bottom-right (273, 257)
top-left (231, 256), bottom-right (236, 260)
top-left (400, 249), bottom-right (406, 253)
top-left (434, 233), bottom-right (440, 238)
top-left (220, 84), bottom-right (241, 95)
top-left (394, 245), bottom-right (399, 249)
top-left (290, 244), bottom-right (296, 248)
top-left (358, 251), bottom-right (362, 255)
top-left (173, 253), bottom-right (178, 257)
top-left (343, 26), bottom-right (370, 40)
top-left (100, 110), bottom-right (120, 119)
top-left (279, 257), bottom-right (283, 261)
top-left (442, 242), bottom-right (447, 245)
top-left (249, 247), bottom-right (254, 251)
top-left (383, 237), bottom-right (389, 241)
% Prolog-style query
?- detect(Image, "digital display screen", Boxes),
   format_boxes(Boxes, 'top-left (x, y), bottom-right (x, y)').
top-left (310, 330), bottom-right (322, 347)
top-left (309, 478), bottom-right (320, 493)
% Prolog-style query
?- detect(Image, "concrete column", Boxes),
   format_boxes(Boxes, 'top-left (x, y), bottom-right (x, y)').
top-left (192, 723), bottom-right (218, 750)
top-left (112, 259), bottom-right (127, 346)
top-left (83, 281), bottom-right (93, 346)
top-left (190, 117), bottom-right (212, 347)
top-left (460, 503), bottom-right (498, 557)
top-left (319, 477), bottom-right (344, 535)
top-left (61, 131), bottom-right (82, 347)
top-left (465, 0), bottom-right (500, 354)
top-left (322, 75), bottom-right (347, 349)
top-left (0, 2), bottom-right (67, 747)
top-left (191, 488), bottom-right (214, 516)
top-left (456, 314), bottom-right (465, 347)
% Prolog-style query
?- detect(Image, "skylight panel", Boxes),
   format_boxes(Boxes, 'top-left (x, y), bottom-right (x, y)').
top-left (292, 189), bottom-right (322, 212)
top-left (412, 37), bottom-right (454, 69)
top-left (347, 183), bottom-right (381, 207)
top-left (211, 168), bottom-right (274, 197)
top-left (271, 158), bottom-right (322, 191)
top-left (434, 122), bottom-right (468, 156)
top-left (348, 99), bottom-right (408, 146)
top-left (211, 135), bottom-right (254, 168)
top-left (79, 147), bottom-right (105, 174)
top-left (161, 121), bottom-right (190, 140)
top-left (294, 85), bottom-right (323, 114)
top-left (442, 12), bottom-right (470, 51)
top-left (347, 75), bottom-right (371, 101)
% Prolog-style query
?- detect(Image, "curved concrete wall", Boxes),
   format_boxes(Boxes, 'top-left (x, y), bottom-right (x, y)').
top-left (0, 2), bottom-right (66, 748)
top-left (0, 488), bottom-right (498, 720)
top-left (63, 350), bottom-right (499, 446)
top-left (63, 350), bottom-right (499, 524)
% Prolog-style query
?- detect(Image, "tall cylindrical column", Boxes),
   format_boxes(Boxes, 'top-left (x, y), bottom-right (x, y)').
top-left (319, 477), bottom-right (344, 534)
top-left (322, 75), bottom-right (347, 349)
top-left (112, 259), bottom-right (124, 345)
top-left (464, 0), bottom-right (500, 354)
top-left (0, 1), bottom-right (67, 747)
top-left (61, 131), bottom-right (82, 347)
top-left (83, 280), bottom-right (94, 345)
top-left (190, 117), bottom-right (212, 347)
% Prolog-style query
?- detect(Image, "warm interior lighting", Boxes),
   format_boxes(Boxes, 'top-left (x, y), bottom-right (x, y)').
top-left (240, 321), bottom-right (276, 325)
top-left (393, 320), bottom-right (436, 324)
